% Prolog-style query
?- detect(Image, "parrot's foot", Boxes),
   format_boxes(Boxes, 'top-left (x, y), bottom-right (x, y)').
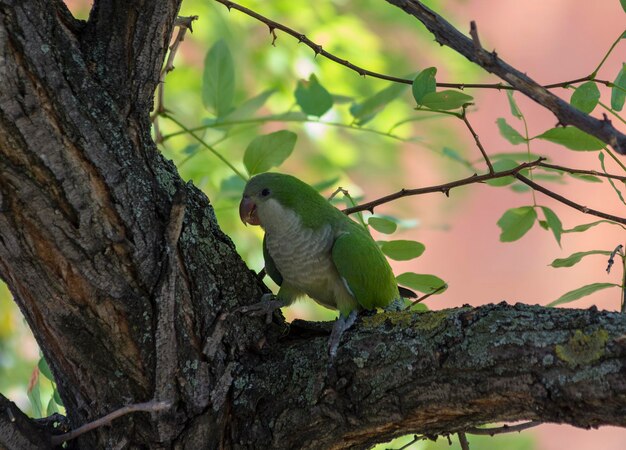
top-left (328, 310), bottom-right (358, 360)
top-left (237, 293), bottom-right (285, 324)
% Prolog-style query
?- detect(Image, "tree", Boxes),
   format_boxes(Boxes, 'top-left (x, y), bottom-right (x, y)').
top-left (0, 0), bottom-right (625, 449)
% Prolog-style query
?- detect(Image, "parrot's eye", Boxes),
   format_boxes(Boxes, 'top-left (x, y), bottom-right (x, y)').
top-left (261, 188), bottom-right (271, 197)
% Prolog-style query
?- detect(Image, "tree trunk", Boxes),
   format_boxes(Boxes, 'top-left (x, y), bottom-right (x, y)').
top-left (1, 1), bottom-right (626, 449)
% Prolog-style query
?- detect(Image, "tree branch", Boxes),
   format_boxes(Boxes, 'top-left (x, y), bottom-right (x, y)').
top-left (384, 0), bottom-right (626, 155)
top-left (211, 0), bottom-right (612, 93)
top-left (231, 303), bottom-right (626, 449)
top-left (0, 394), bottom-right (51, 450)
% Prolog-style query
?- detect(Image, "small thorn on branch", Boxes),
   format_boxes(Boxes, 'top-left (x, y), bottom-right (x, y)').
top-left (268, 26), bottom-right (277, 46)
top-left (469, 21), bottom-right (482, 49)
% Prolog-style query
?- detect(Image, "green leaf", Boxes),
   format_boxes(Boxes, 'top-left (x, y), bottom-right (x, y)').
top-left (419, 90), bottom-right (474, 110)
top-left (548, 282), bottom-right (618, 307)
top-left (38, 357), bottom-right (54, 382)
top-left (312, 177), bottom-right (340, 192)
top-left (368, 217), bottom-right (398, 234)
top-left (396, 272), bottom-right (447, 294)
top-left (27, 371), bottom-right (43, 418)
top-left (506, 90), bottom-right (523, 119)
top-left (550, 250), bottom-right (612, 268)
top-left (540, 206), bottom-right (563, 246)
top-left (599, 152), bottom-right (626, 205)
top-left (350, 82), bottom-right (408, 125)
top-left (442, 147), bottom-right (474, 169)
top-left (380, 240), bottom-right (425, 260)
top-left (53, 387), bottom-right (64, 407)
top-left (535, 127), bottom-right (604, 150)
top-left (497, 206), bottom-right (537, 242)
top-left (611, 63), bottom-right (626, 111)
top-left (46, 396), bottom-right (59, 416)
top-left (564, 219), bottom-right (626, 232)
top-left (412, 67), bottom-right (437, 103)
top-left (510, 183), bottom-right (530, 193)
top-left (243, 130), bottom-right (297, 176)
top-left (223, 90), bottom-right (275, 122)
top-left (496, 118), bottom-right (526, 145)
top-left (294, 74), bottom-right (333, 117)
top-left (486, 159), bottom-right (519, 186)
top-left (569, 173), bottom-right (602, 183)
top-left (490, 152), bottom-right (544, 162)
top-left (621, 0), bottom-right (626, 13)
top-left (202, 40), bottom-right (235, 117)
top-left (570, 81), bottom-right (600, 113)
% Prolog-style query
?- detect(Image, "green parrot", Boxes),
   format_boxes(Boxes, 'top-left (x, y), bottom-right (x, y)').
top-left (239, 172), bottom-right (402, 357)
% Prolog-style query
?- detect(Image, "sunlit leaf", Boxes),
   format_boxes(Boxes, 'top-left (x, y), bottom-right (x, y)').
top-left (295, 74), bottom-right (333, 117)
top-left (541, 206), bottom-right (563, 246)
top-left (396, 272), bottom-right (447, 294)
top-left (548, 283), bottom-right (618, 307)
top-left (202, 40), bottom-right (235, 117)
top-left (380, 240), bottom-right (425, 260)
top-left (419, 90), bottom-right (474, 110)
top-left (486, 159), bottom-right (519, 186)
top-left (611, 63), bottom-right (626, 111)
top-left (53, 388), bottom-right (64, 407)
top-left (550, 250), bottom-right (612, 268)
top-left (506, 90), bottom-right (523, 119)
top-left (535, 127), bottom-right (604, 150)
top-left (496, 118), bottom-right (526, 145)
top-left (570, 81), bottom-right (600, 113)
top-left (350, 82), bottom-right (408, 125)
top-left (497, 206), bottom-right (537, 242)
top-left (368, 217), bottom-right (398, 234)
top-left (412, 67), bottom-right (437, 103)
top-left (599, 152), bottom-right (626, 205)
top-left (243, 130), bottom-right (297, 176)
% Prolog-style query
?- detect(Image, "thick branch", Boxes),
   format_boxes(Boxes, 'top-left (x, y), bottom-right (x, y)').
top-left (231, 303), bottom-right (626, 449)
top-left (384, 0), bottom-right (626, 155)
top-left (0, 394), bottom-right (50, 450)
top-left (81, 0), bottom-right (182, 114)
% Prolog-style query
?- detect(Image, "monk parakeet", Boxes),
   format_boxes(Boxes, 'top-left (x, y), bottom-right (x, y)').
top-left (239, 172), bottom-right (402, 357)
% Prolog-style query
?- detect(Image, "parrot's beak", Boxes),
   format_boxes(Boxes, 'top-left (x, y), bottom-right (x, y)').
top-left (239, 196), bottom-right (260, 226)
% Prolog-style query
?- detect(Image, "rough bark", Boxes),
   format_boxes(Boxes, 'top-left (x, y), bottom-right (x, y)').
top-left (1, 1), bottom-right (626, 449)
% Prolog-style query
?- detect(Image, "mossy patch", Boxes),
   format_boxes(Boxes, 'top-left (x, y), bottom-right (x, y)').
top-left (362, 311), bottom-right (415, 328)
top-left (555, 329), bottom-right (609, 367)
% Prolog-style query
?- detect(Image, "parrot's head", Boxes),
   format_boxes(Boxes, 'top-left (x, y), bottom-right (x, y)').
top-left (239, 172), bottom-right (325, 229)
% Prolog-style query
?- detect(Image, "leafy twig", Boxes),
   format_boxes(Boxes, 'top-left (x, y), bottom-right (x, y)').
top-left (515, 174), bottom-right (626, 224)
top-left (211, 0), bottom-right (613, 93)
top-left (384, 0), bottom-right (626, 154)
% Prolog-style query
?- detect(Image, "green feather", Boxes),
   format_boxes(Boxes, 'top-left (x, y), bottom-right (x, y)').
top-left (332, 223), bottom-right (398, 312)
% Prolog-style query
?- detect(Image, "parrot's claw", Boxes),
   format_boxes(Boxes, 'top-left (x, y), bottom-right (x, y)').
top-left (237, 294), bottom-right (285, 324)
top-left (328, 310), bottom-right (358, 360)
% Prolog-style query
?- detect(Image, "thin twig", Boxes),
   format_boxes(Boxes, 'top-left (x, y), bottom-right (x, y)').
top-left (404, 284), bottom-right (447, 310)
top-left (343, 158), bottom-right (545, 215)
top-left (458, 431), bottom-right (470, 450)
top-left (461, 106), bottom-right (493, 173)
top-left (152, 15), bottom-right (198, 142)
top-left (469, 21), bottom-right (481, 50)
top-left (50, 401), bottom-right (171, 445)
top-left (515, 174), bottom-right (626, 224)
top-left (211, 0), bottom-right (612, 93)
top-left (464, 421), bottom-right (541, 436)
top-left (606, 244), bottom-right (623, 274)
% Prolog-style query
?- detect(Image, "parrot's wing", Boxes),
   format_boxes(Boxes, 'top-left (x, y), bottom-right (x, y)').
top-left (263, 235), bottom-right (283, 286)
top-left (331, 229), bottom-right (396, 311)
